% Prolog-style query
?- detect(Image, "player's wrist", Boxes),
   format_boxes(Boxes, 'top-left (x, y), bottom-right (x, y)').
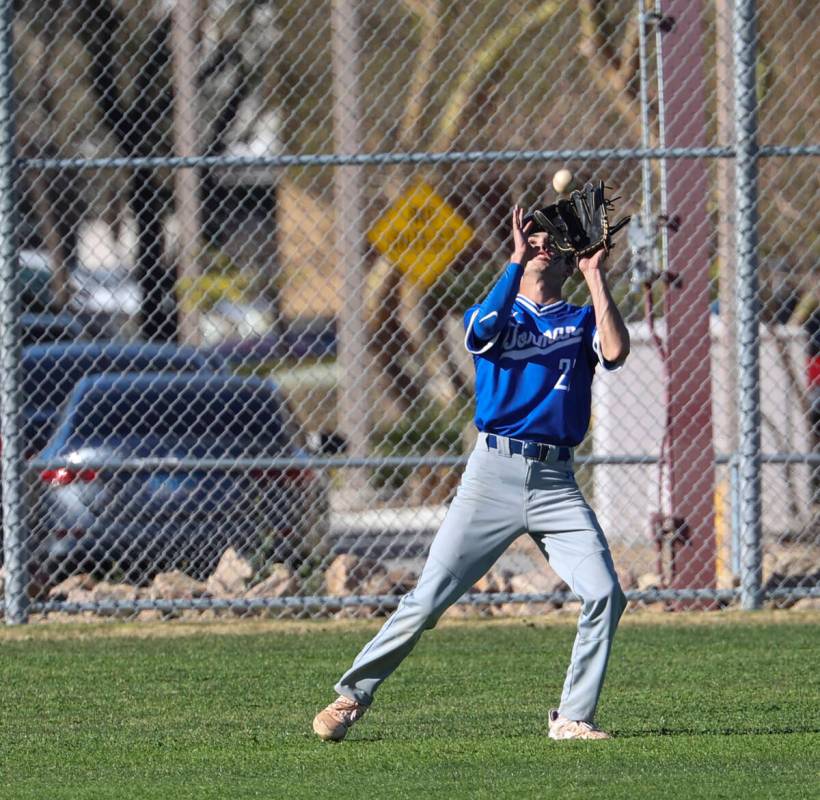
top-left (511, 251), bottom-right (528, 265)
top-left (579, 259), bottom-right (607, 279)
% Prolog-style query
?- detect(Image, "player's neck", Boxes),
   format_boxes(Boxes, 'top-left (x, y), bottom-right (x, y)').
top-left (519, 274), bottom-right (563, 307)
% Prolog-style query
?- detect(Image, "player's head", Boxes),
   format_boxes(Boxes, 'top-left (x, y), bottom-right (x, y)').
top-left (522, 214), bottom-right (574, 281)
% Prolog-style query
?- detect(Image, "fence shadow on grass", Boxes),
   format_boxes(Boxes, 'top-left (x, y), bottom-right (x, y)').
top-left (614, 724), bottom-right (820, 738)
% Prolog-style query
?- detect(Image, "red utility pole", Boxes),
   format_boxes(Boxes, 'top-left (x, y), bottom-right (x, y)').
top-left (658, 1), bottom-right (717, 595)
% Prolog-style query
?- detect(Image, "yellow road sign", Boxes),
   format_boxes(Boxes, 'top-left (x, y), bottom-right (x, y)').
top-left (368, 181), bottom-right (474, 286)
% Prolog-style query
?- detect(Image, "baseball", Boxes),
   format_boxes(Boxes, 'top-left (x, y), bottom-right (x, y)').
top-left (553, 168), bottom-right (574, 194)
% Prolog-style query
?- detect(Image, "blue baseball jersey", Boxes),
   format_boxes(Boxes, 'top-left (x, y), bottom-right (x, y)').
top-left (464, 290), bottom-right (618, 447)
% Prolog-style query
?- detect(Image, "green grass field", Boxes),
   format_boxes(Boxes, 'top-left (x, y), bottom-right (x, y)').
top-left (0, 612), bottom-right (818, 800)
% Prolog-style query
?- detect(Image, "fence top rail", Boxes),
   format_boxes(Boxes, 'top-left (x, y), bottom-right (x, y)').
top-left (27, 452), bottom-right (819, 471)
top-left (16, 145), bottom-right (820, 173)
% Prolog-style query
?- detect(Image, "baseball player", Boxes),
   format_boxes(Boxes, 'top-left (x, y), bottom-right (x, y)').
top-left (314, 205), bottom-right (630, 741)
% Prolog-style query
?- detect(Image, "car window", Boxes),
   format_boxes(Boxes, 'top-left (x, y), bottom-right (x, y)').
top-left (69, 383), bottom-right (289, 453)
top-left (23, 354), bottom-right (90, 412)
top-left (22, 350), bottom-right (210, 413)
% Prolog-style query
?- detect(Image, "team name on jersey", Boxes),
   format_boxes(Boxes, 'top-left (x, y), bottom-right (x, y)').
top-left (501, 323), bottom-right (581, 353)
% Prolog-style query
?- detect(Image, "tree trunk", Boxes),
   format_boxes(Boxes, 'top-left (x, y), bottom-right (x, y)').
top-left (75, 0), bottom-right (177, 341)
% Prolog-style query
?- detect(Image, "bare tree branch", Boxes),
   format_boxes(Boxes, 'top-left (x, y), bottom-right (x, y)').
top-left (432, 1), bottom-right (560, 152)
top-left (397, 0), bottom-right (442, 151)
top-left (577, 0), bottom-right (649, 145)
top-left (618, 12), bottom-right (640, 91)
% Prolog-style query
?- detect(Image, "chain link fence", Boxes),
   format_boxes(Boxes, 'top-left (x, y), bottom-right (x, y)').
top-left (0, 0), bottom-right (817, 623)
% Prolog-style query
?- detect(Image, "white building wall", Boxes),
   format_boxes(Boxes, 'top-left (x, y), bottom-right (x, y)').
top-left (592, 317), bottom-right (812, 542)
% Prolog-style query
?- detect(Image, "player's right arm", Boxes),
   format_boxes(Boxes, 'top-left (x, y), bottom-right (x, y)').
top-left (578, 248), bottom-right (630, 366)
top-left (464, 208), bottom-right (531, 352)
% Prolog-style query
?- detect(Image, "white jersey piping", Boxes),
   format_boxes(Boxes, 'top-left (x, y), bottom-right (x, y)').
top-left (464, 308), bottom-right (502, 355)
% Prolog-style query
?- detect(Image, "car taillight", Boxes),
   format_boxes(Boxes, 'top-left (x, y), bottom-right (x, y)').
top-left (53, 529), bottom-right (84, 540)
top-left (40, 467), bottom-right (99, 485)
top-left (250, 468), bottom-right (314, 485)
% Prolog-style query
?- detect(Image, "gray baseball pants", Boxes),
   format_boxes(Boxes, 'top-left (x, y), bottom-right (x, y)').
top-left (335, 433), bottom-right (627, 722)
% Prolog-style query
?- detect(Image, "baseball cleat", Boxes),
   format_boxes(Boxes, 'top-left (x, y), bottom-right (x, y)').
top-left (312, 696), bottom-right (367, 742)
top-left (548, 709), bottom-right (611, 740)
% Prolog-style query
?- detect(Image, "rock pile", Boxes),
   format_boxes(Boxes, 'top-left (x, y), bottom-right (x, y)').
top-left (27, 538), bottom-right (820, 622)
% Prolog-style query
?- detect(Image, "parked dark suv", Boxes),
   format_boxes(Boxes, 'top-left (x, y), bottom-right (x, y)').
top-left (29, 372), bottom-right (328, 584)
top-left (0, 341), bottom-right (225, 559)
top-left (19, 341), bottom-right (224, 457)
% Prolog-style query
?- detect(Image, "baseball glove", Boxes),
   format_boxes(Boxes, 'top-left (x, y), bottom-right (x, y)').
top-left (530, 180), bottom-right (630, 260)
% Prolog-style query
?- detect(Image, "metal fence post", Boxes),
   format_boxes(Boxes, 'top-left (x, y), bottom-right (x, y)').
top-left (733, 0), bottom-right (763, 610)
top-left (730, 456), bottom-right (741, 579)
top-left (638, 0), bottom-right (652, 229)
top-left (331, 0), bottom-right (373, 489)
top-left (0, 0), bottom-right (27, 624)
